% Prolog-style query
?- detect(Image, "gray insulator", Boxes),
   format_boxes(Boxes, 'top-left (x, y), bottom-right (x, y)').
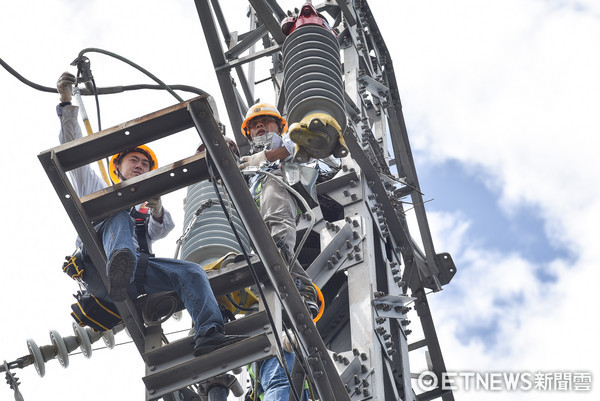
top-left (283, 25), bottom-right (346, 129)
top-left (180, 182), bottom-right (252, 266)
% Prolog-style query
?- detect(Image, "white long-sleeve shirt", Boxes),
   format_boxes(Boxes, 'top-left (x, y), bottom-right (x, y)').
top-left (58, 104), bottom-right (175, 252)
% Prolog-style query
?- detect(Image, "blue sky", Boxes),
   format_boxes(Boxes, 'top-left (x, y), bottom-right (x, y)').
top-left (418, 158), bottom-right (571, 266)
top-left (1, 0), bottom-right (599, 400)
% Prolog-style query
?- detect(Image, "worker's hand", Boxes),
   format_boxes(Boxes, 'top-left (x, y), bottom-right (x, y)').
top-left (282, 331), bottom-right (297, 353)
top-left (145, 197), bottom-right (164, 219)
top-left (239, 150), bottom-right (267, 169)
top-left (57, 72), bottom-right (76, 103)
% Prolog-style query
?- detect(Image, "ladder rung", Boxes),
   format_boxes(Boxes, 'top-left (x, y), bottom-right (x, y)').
top-left (80, 153), bottom-right (210, 221)
top-left (39, 97), bottom-right (204, 172)
top-left (143, 333), bottom-right (274, 400)
top-left (143, 310), bottom-right (271, 367)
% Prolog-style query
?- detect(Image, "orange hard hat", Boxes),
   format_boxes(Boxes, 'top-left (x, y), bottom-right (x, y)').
top-left (109, 144), bottom-right (158, 183)
top-left (241, 103), bottom-right (288, 138)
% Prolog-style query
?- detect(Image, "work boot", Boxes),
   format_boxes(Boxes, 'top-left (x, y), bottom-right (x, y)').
top-left (296, 280), bottom-right (320, 320)
top-left (107, 249), bottom-right (135, 302)
top-left (193, 330), bottom-right (247, 357)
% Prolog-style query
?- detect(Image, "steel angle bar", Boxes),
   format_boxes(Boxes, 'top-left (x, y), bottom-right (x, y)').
top-left (248, 0), bottom-right (286, 44)
top-left (412, 289), bottom-right (454, 401)
top-left (143, 310), bottom-right (271, 370)
top-left (219, 45), bottom-right (281, 71)
top-left (306, 222), bottom-right (355, 288)
top-left (187, 98), bottom-right (351, 401)
top-left (194, 0), bottom-right (248, 153)
top-left (373, 294), bottom-right (414, 320)
top-left (343, 128), bottom-right (414, 262)
top-left (39, 98), bottom-right (199, 172)
top-left (80, 154), bottom-right (210, 221)
top-left (338, 355), bottom-right (373, 400)
top-left (225, 24), bottom-right (269, 60)
top-left (144, 334), bottom-right (273, 401)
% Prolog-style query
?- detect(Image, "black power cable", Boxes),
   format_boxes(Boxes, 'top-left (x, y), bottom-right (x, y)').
top-left (1, 56), bottom-right (212, 99)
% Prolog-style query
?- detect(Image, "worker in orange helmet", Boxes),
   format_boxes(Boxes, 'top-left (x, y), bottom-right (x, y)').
top-left (56, 72), bottom-right (245, 356)
top-left (240, 103), bottom-right (313, 401)
top-left (239, 102), bottom-right (319, 315)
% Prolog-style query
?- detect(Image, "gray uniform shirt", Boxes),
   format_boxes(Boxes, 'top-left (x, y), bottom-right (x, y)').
top-left (58, 104), bottom-right (175, 252)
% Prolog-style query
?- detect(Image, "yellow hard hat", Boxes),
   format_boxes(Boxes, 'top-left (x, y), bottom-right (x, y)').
top-left (109, 144), bottom-right (158, 183)
top-left (241, 103), bottom-right (288, 138)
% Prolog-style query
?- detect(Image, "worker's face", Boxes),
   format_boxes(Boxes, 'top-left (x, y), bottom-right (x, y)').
top-left (248, 116), bottom-right (280, 140)
top-left (116, 152), bottom-right (151, 180)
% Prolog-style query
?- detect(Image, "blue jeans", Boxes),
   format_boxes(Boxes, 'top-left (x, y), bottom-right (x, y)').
top-left (82, 210), bottom-right (224, 339)
top-left (258, 352), bottom-right (309, 401)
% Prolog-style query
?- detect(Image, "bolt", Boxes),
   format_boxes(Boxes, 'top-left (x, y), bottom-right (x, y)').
top-left (346, 240), bottom-right (352, 249)
top-left (360, 352), bottom-right (368, 361)
top-left (362, 379), bottom-right (369, 387)
top-left (355, 254), bottom-right (362, 261)
top-left (353, 231), bottom-right (359, 239)
top-left (354, 245), bottom-right (361, 252)
top-left (363, 389), bottom-right (370, 396)
top-left (354, 375), bottom-right (360, 384)
top-left (376, 317), bottom-right (385, 324)
top-left (347, 253), bottom-right (354, 260)
top-left (385, 341), bottom-right (393, 348)
top-left (343, 189), bottom-right (350, 196)
top-left (361, 364), bottom-right (368, 373)
top-left (336, 250), bottom-right (342, 258)
top-left (351, 193), bottom-right (357, 200)
top-left (387, 349), bottom-right (396, 356)
top-left (333, 352), bottom-right (339, 361)
top-left (376, 326), bottom-right (385, 334)
top-left (391, 269), bottom-right (399, 274)
top-left (401, 319), bottom-right (411, 326)
top-left (353, 348), bottom-right (360, 356)
top-left (353, 220), bottom-right (359, 227)
top-left (343, 357), bottom-right (350, 365)
top-left (383, 333), bottom-right (391, 340)
top-left (331, 256), bottom-right (338, 263)
top-left (350, 180), bottom-right (357, 187)
top-left (327, 260), bottom-right (334, 269)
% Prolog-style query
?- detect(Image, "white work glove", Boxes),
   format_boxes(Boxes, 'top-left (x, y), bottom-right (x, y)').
top-left (239, 150), bottom-right (267, 169)
top-left (145, 197), bottom-right (164, 219)
top-left (57, 72), bottom-right (76, 103)
top-left (282, 331), bottom-right (297, 353)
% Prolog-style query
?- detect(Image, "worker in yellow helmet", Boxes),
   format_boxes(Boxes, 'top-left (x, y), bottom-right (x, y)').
top-left (56, 72), bottom-right (245, 356)
top-left (239, 103), bottom-right (320, 401)
top-left (239, 102), bottom-right (320, 316)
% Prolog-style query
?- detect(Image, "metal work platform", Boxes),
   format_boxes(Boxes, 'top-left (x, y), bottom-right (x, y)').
top-left (29, 1), bottom-right (457, 400)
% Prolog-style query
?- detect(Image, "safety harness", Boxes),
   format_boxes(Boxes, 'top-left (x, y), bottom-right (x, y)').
top-left (130, 203), bottom-right (153, 295)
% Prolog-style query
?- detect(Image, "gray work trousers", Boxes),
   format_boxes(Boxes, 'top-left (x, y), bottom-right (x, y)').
top-left (259, 174), bottom-right (312, 286)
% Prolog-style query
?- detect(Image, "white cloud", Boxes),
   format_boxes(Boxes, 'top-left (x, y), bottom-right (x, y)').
top-left (2, 1), bottom-right (599, 400)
